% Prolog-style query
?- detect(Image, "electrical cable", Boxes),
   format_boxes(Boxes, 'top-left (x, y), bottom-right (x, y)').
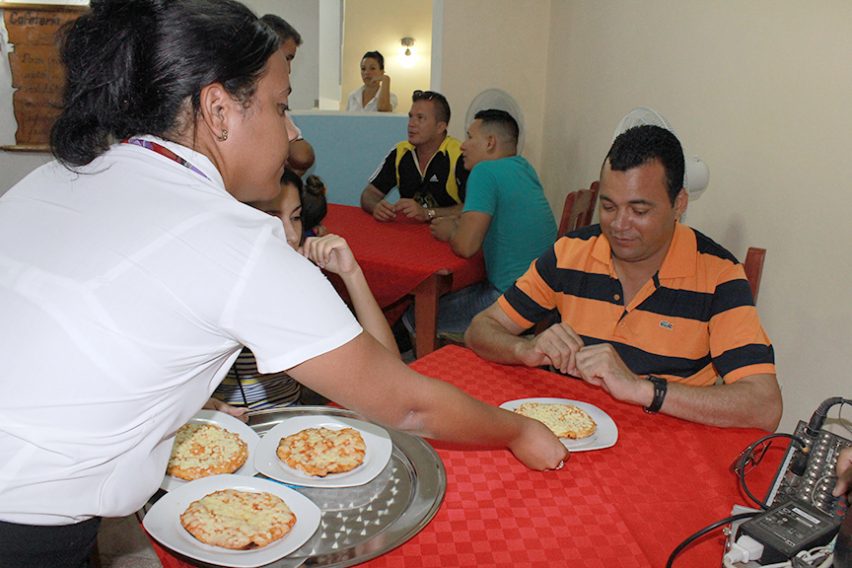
top-left (733, 433), bottom-right (806, 509)
top-left (666, 512), bottom-right (760, 568)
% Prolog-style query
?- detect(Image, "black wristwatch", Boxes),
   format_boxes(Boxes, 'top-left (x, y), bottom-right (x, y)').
top-left (644, 375), bottom-right (668, 414)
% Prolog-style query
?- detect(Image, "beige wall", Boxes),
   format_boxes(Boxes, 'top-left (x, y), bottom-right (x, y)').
top-left (440, 0), bottom-right (551, 169)
top-left (440, 0), bottom-right (852, 432)
top-left (340, 0), bottom-right (432, 112)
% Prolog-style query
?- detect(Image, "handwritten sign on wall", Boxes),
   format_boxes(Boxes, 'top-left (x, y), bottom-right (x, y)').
top-left (1, 4), bottom-right (85, 151)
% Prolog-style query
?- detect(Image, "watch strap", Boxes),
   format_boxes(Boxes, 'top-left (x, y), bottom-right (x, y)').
top-left (644, 375), bottom-right (668, 414)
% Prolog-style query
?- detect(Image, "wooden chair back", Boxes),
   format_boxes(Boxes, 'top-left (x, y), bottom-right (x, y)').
top-left (558, 181), bottom-right (600, 235)
top-left (743, 247), bottom-right (766, 304)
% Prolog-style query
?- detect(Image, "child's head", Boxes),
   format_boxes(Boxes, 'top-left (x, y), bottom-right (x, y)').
top-left (300, 175), bottom-right (328, 235)
top-left (249, 170), bottom-right (328, 250)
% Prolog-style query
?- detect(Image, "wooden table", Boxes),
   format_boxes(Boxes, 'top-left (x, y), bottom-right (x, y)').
top-left (323, 204), bottom-right (486, 357)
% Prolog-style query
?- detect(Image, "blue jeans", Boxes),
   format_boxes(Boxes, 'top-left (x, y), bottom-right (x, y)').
top-left (403, 282), bottom-right (502, 336)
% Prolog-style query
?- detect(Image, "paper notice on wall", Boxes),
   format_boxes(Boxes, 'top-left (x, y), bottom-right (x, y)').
top-left (1, 6), bottom-right (83, 149)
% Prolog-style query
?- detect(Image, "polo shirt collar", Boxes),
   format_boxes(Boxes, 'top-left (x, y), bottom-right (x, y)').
top-left (590, 221), bottom-right (697, 280)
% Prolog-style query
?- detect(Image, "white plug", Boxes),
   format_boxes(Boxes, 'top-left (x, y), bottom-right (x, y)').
top-left (724, 534), bottom-right (765, 564)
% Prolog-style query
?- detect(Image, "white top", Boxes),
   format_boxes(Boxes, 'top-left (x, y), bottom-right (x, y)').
top-left (346, 85), bottom-right (398, 112)
top-left (0, 137), bottom-right (362, 525)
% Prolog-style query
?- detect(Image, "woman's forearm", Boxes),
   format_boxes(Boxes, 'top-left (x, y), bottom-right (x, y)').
top-left (340, 266), bottom-right (400, 357)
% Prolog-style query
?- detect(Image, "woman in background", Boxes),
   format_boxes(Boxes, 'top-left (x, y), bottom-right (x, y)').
top-left (0, 1), bottom-right (567, 565)
top-left (346, 50), bottom-right (397, 112)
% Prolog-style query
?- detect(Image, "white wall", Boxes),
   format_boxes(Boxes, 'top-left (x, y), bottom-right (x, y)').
top-left (440, 0), bottom-right (551, 170)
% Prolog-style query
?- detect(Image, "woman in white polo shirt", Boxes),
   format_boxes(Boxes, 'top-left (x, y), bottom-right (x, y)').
top-left (0, 1), bottom-right (567, 565)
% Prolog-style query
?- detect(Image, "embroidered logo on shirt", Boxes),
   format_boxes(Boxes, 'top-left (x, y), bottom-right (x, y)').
top-left (429, 174), bottom-right (439, 182)
top-left (659, 320), bottom-right (673, 330)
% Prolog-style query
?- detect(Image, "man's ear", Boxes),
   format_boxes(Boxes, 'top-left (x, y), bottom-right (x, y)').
top-left (674, 188), bottom-right (688, 218)
top-left (437, 121), bottom-right (448, 136)
top-left (198, 82), bottom-right (234, 141)
top-left (486, 134), bottom-right (498, 152)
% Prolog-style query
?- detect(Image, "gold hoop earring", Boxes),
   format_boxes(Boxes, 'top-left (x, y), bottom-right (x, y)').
top-left (218, 129), bottom-right (229, 141)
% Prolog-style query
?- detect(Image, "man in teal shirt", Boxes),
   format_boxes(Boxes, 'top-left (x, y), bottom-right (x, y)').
top-left (424, 109), bottom-right (557, 334)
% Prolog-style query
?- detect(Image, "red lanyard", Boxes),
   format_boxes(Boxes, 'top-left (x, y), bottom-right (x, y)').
top-left (123, 138), bottom-right (210, 181)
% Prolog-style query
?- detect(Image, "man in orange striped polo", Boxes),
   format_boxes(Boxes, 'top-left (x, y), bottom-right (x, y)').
top-left (466, 125), bottom-right (781, 430)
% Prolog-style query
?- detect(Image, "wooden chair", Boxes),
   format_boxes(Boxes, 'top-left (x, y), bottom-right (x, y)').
top-left (558, 181), bottom-right (600, 235)
top-left (743, 247), bottom-right (766, 304)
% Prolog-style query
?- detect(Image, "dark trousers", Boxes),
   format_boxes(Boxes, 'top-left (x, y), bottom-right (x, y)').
top-left (0, 517), bottom-right (101, 568)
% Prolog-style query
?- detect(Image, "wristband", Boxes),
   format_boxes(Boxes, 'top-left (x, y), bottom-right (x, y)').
top-left (644, 375), bottom-right (668, 414)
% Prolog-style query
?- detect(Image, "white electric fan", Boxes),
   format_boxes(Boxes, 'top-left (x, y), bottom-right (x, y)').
top-left (612, 107), bottom-right (709, 200)
top-left (464, 88), bottom-right (525, 154)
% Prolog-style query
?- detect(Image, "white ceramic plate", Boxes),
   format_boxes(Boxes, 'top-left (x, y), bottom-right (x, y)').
top-left (144, 474), bottom-right (320, 568)
top-left (254, 416), bottom-right (393, 488)
top-left (161, 410), bottom-right (260, 491)
top-left (499, 398), bottom-right (618, 452)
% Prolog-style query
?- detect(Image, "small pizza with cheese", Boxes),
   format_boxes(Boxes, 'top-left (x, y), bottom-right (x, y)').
top-left (514, 402), bottom-right (597, 439)
top-left (180, 489), bottom-right (296, 549)
top-left (167, 423), bottom-right (248, 481)
top-left (276, 427), bottom-right (366, 477)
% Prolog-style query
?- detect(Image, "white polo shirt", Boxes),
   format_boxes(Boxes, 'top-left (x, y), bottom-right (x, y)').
top-left (0, 138), bottom-right (361, 524)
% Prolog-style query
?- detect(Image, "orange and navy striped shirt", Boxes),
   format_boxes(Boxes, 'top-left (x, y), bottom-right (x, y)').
top-left (497, 223), bottom-right (775, 386)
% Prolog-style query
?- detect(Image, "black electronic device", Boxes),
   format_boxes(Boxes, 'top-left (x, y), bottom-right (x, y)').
top-left (739, 499), bottom-right (842, 564)
top-left (722, 397), bottom-right (852, 567)
top-left (765, 415), bottom-right (851, 519)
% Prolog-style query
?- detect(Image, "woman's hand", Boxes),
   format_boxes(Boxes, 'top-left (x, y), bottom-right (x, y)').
top-left (301, 234), bottom-right (359, 276)
top-left (508, 413), bottom-right (570, 471)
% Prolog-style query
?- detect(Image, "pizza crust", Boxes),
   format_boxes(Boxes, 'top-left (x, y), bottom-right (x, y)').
top-left (276, 427), bottom-right (366, 477)
top-left (180, 489), bottom-right (296, 550)
top-left (167, 423), bottom-right (248, 481)
top-left (514, 402), bottom-right (597, 439)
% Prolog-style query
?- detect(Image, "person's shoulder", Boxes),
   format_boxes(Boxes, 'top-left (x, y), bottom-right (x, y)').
top-left (690, 226), bottom-right (740, 265)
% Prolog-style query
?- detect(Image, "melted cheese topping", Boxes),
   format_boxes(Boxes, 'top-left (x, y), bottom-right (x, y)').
top-left (277, 427), bottom-right (366, 477)
top-left (167, 423), bottom-right (247, 479)
top-left (515, 402), bottom-right (597, 439)
top-left (180, 489), bottom-right (296, 549)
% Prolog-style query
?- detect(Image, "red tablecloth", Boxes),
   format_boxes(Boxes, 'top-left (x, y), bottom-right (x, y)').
top-left (366, 346), bottom-right (783, 568)
top-left (149, 346), bottom-right (784, 567)
top-left (323, 204), bottom-right (485, 308)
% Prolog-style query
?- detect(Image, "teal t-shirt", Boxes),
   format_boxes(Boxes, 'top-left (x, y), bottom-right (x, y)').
top-left (463, 156), bottom-right (556, 292)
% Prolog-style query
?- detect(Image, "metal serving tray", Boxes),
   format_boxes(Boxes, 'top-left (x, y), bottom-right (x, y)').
top-left (146, 406), bottom-right (446, 568)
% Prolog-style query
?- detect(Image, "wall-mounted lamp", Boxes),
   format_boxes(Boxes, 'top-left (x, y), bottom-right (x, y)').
top-left (401, 37), bottom-right (415, 57)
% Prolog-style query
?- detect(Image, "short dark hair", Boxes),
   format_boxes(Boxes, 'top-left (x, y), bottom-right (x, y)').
top-left (361, 51), bottom-right (385, 70)
top-left (605, 125), bottom-right (685, 204)
top-left (412, 90), bottom-right (451, 125)
top-left (261, 14), bottom-right (302, 45)
top-left (280, 169), bottom-right (327, 236)
top-left (474, 109), bottom-right (519, 146)
top-left (51, 0), bottom-right (279, 168)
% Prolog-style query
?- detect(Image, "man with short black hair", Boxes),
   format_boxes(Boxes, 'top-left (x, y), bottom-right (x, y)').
top-left (466, 125), bottom-right (781, 430)
top-left (261, 14), bottom-right (314, 175)
top-left (360, 90), bottom-right (468, 223)
top-left (424, 109), bottom-right (556, 334)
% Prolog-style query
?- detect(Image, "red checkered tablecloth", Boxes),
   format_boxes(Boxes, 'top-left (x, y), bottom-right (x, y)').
top-left (363, 346), bottom-right (782, 567)
top-left (323, 204), bottom-right (485, 308)
top-left (149, 345), bottom-right (783, 567)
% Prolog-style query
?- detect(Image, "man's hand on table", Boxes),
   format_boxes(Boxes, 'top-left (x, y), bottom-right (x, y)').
top-left (520, 322), bottom-right (585, 375)
top-left (429, 216), bottom-right (457, 241)
top-left (203, 397), bottom-right (249, 423)
top-left (508, 413), bottom-right (570, 471)
top-left (395, 198), bottom-right (427, 222)
top-left (574, 343), bottom-right (651, 407)
top-left (372, 199), bottom-right (397, 222)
